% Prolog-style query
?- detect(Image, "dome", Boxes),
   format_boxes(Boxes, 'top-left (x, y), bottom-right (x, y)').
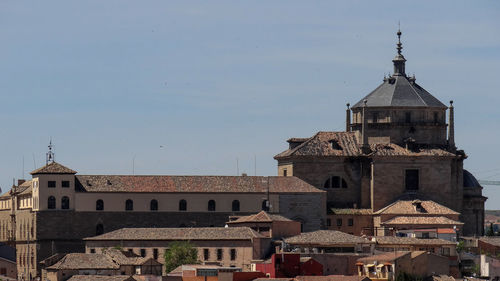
top-left (463, 170), bottom-right (481, 188)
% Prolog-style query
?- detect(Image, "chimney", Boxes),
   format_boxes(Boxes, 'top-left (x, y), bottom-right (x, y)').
top-left (361, 100), bottom-right (370, 154)
top-left (346, 103), bottom-right (351, 132)
top-left (448, 100), bottom-right (456, 152)
top-left (17, 179), bottom-right (26, 186)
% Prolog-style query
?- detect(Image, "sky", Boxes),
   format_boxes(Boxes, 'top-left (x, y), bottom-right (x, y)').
top-left (0, 1), bottom-right (499, 208)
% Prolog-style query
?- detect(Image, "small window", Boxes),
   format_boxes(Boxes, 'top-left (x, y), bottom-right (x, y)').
top-left (150, 199), bottom-right (158, 211)
top-left (61, 196), bottom-right (70, 209)
top-left (372, 113), bottom-right (378, 123)
top-left (262, 200), bottom-right (269, 212)
top-left (208, 200), bottom-right (216, 211)
top-left (179, 199), bottom-right (187, 211)
top-left (48, 181), bottom-right (56, 188)
top-left (337, 219), bottom-right (342, 227)
top-left (61, 181), bottom-right (70, 188)
top-left (405, 112), bottom-right (411, 123)
top-left (326, 219), bottom-right (331, 227)
top-left (203, 249), bottom-right (209, 260)
top-left (433, 112), bottom-right (439, 123)
top-left (47, 196), bottom-right (56, 209)
top-left (153, 248), bottom-right (158, 260)
top-left (217, 249), bottom-right (223, 260)
top-left (232, 200), bottom-right (240, 212)
top-left (96, 199), bottom-right (104, 211)
top-left (283, 169), bottom-right (287, 177)
top-left (325, 176), bottom-right (346, 188)
top-left (348, 218), bottom-right (354, 226)
top-left (405, 169), bottom-right (419, 190)
top-left (230, 249), bottom-right (236, 261)
top-left (140, 249), bottom-right (146, 257)
top-left (125, 199), bottom-right (134, 211)
top-left (90, 248), bottom-right (95, 253)
top-left (96, 224), bottom-right (104, 235)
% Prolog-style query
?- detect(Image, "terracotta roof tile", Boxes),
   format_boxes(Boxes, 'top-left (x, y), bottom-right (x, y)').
top-left (85, 227), bottom-right (264, 241)
top-left (30, 162), bottom-right (77, 175)
top-left (296, 276), bottom-right (371, 281)
top-left (381, 216), bottom-right (463, 226)
top-left (357, 251), bottom-right (410, 263)
top-left (228, 211), bottom-right (293, 223)
top-left (479, 237), bottom-right (500, 247)
top-left (375, 200), bottom-right (459, 215)
top-left (284, 230), bottom-right (373, 246)
top-left (374, 236), bottom-right (455, 246)
top-left (67, 276), bottom-right (135, 281)
top-left (47, 253), bottom-right (119, 270)
top-left (76, 175), bottom-right (323, 194)
top-left (275, 131), bottom-right (456, 159)
top-left (329, 209), bottom-right (373, 215)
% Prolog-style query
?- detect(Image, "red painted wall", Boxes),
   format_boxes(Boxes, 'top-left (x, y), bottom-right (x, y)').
top-left (255, 253), bottom-right (323, 278)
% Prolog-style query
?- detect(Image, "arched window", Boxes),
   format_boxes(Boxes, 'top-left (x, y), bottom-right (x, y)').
top-left (232, 200), bottom-right (240, 212)
top-left (150, 199), bottom-right (158, 211)
top-left (47, 196), bottom-right (56, 209)
top-left (262, 200), bottom-right (269, 212)
top-left (179, 199), bottom-right (187, 211)
top-left (208, 200), bottom-right (216, 211)
top-left (125, 199), bottom-right (133, 211)
top-left (96, 224), bottom-right (104, 236)
top-left (61, 196), bottom-right (70, 209)
top-left (96, 199), bottom-right (104, 211)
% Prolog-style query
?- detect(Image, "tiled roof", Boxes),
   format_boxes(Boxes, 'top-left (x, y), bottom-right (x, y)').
top-left (85, 227), bottom-right (264, 241)
top-left (479, 237), bottom-right (500, 247)
top-left (274, 132), bottom-right (456, 159)
top-left (284, 230), bottom-right (373, 246)
top-left (375, 200), bottom-right (459, 215)
top-left (103, 249), bottom-right (149, 266)
top-left (352, 75), bottom-right (446, 108)
top-left (254, 279), bottom-right (296, 281)
top-left (357, 251), bottom-right (410, 263)
top-left (47, 253), bottom-right (119, 270)
top-left (329, 209), bottom-right (373, 215)
top-left (30, 162), bottom-right (77, 175)
top-left (228, 211), bottom-right (293, 223)
top-left (76, 175), bottom-right (323, 194)
top-left (296, 276), bottom-right (371, 281)
top-left (381, 216), bottom-right (463, 226)
top-left (374, 236), bottom-right (456, 246)
top-left (67, 276), bottom-right (135, 281)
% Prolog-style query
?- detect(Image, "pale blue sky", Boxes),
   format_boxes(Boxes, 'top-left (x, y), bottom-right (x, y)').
top-left (1, 1), bottom-right (499, 208)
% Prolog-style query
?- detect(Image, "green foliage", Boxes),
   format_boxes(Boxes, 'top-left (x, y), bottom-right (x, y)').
top-left (164, 241), bottom-right (199, 273)
top-left (456, 240), bottom-right (465, 253)
top-left (487, 223), bottom-right (495, 236)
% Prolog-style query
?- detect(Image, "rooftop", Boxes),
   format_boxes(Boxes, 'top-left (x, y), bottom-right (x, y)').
top-left (296, 276), bottom-right (371, 281)
top-left (357, 251), bottom-right (410, 263)
top-left (47, 253), bottom-right (119, 270)
top-left (375, 200), bottom-right (460, 215)
top-left (381, 216), bottom-right (463, 226)
top-left (284, 230), bottom-right (372, 246)
top-left (374, 236), bottom-right (455, 246)
top-left (329, 209), bottom-right (373, 215)
top-left (479, 237), bottom-right (500, 247)
top-left (67, 276), bottom-right (135, 281)
top-left (75, 175), bottom-right (323, 193)
top-left (30, 162), bottom-right (77, 175)
top-left (275, 131), bottom-right (456, 159)
top-left (228, 211), bottom-right (293, 223)
top-left (85, 227), bottom-right (264, 241)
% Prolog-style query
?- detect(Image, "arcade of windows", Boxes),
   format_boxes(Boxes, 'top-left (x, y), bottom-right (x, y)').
top-left (323, 176), bottom-right (348, 189)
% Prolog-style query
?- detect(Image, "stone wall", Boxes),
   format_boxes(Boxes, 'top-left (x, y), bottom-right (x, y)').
top-left (278, 193), bottom-right (325, 232)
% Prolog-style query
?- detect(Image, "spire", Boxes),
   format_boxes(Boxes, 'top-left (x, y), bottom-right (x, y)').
top-left (392, 27), bottom-right (406, 76)
top-left (46, 139), bottom-right (55, 165)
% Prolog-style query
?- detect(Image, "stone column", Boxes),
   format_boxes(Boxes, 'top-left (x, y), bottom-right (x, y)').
top-left (346, 103), bottom-right (351, 132)
top-left (448, 100), bottom-right (456, 151)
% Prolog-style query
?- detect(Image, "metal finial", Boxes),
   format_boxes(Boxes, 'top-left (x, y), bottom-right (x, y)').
top-left (46, 138), bottom-right (55, 164)
top-left (396, 28), bottom-right (403, 55)
top-left (346, 103), bottom-right (350, 109)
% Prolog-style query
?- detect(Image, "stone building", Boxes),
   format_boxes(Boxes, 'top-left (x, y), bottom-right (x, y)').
top-left (274, 30), bottom-right (486, 237)
top-left (0, 159), bottom-right (325, 279)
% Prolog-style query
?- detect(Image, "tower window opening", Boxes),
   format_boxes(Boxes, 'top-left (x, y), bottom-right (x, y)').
top-left (405, 169), bottom-right (419, 190)
top-left (405, 112), bottom-right (411, 123)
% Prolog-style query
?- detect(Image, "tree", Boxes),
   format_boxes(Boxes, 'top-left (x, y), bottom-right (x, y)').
top-left (164, 241), bottom-right (199, 273)
top-left (487, 223), bottom-right (495, 236)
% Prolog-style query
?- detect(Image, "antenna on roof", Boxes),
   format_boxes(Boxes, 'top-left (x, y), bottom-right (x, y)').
top-left (46, 138), bottom-right (55, 165)
top-left (236, 157), bottom-right (239, 176)
top-left (254, 154), bottom-right (257, 176)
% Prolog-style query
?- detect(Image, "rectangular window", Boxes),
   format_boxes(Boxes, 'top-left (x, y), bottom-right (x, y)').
top-left (337, 219), bottom-right (342, 227)
top-left (326, 219), bottom-right (331, 227)
top-left (62, 181), bottom-right (70, 188)
top-left (433, 112), bottom-right (439, 123)
top-left (230, 249), bottom-right (236, 261)
top-left (283, 169), bottom-right (287, 177)
top-left (348, 218), bottom-right (354, 226)
top-left (372, 113), bottom-right (378, 123)
top-left (90, 249), bottom-right (95, 253)
top-left (48, 181), bottom-right (56, 188)
top-left (140, 249), bottom-right (146, 257)
top-left (405, 169), bottom-right (419, 190)
top-left (217, 249), bottom-right (223, 260)
top-left (153, 248), bottom-right (158, 260)
top-left (405, 112), bottom-right (411, 123)
top-left (204, 249), bottom-right (209, 260)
